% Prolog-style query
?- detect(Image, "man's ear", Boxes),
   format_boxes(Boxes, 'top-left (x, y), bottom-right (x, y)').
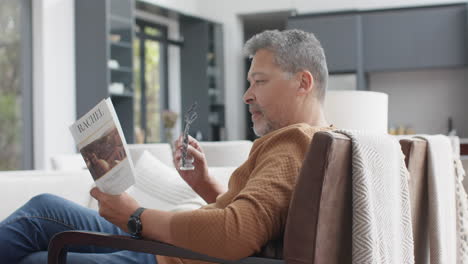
top-left (297, 71), bottom-right (314, 96)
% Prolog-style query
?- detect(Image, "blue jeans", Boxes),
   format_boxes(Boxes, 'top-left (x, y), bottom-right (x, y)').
top-left (0, 193), bottom-right (157, 264)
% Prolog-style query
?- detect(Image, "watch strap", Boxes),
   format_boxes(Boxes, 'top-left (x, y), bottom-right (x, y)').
top-left (131, 207), bottom-right (146, 218)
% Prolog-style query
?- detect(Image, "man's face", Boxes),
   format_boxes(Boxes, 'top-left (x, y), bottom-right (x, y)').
top-left (244, 49), bottom-right (299, 136)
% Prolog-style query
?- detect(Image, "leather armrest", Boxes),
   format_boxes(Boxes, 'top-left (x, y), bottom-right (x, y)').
top-left (48, 231), bottom-right (283, 264)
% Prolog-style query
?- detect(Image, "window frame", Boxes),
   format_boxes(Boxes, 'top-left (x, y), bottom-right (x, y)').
top-left (0, 0), bottom-right (33, 170)
top-left (21, 0), bottom-right (33, 169)
top-left (134, 19), bottom-right (169, 143)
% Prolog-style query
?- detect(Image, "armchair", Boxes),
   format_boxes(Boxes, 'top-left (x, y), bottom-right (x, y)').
top-left (48, 132), bottom-right (432, 264)
top-left (47, 131), bottom-right (353, 264)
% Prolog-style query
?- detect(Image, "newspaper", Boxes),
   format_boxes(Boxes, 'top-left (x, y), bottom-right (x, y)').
top-left (69, 98), bottom-right (135, 195)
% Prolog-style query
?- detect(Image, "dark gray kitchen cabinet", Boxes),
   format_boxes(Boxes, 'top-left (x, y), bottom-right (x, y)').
top-left (287, 4), bottom-right (467, 74)
top-left (362, 5), bottom-right (467, 71)
top-left (287, 14), bottom-right (362, 73)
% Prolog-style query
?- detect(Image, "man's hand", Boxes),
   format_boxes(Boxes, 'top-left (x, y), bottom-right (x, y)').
top-left (91, 187), bottom-right (175, 244)
top-left (173, 135), bottom-right (226, 203)
top-left (173, 135), bottom-right (210, 189)
top-left (90, 187), bottom-right (140, 232)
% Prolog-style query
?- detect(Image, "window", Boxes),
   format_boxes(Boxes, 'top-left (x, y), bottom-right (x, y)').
top-left (0, 0), bottom-right (33, 170)
top-left (133, 20), bottom-right (168, 143)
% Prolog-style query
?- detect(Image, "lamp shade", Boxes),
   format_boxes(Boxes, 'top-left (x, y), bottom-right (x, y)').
top-left (324, 91), bottom-right (388, 133)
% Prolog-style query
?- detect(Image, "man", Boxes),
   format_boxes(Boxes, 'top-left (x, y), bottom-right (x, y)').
top-left (0, 29), bottom-right (331, 264)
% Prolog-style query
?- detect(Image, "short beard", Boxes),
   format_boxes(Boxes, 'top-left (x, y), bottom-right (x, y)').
top-left (253, 119), bottom-right (276, 137)
top-left (250, 104), bottom-right (278, 137)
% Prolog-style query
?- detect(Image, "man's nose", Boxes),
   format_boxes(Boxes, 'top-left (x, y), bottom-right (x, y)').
top-left (243, 87), bottom-right (254, 104)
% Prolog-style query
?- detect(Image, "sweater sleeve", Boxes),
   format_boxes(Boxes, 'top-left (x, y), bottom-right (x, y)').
top-left (167, 128), bottom-right (313, 259)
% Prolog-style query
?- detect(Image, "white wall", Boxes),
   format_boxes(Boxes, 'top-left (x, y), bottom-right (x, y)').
top-left (370, 68), bottom-right (468, 137)
top-left (139, 0), bottom-right (199, 17)
top-left (33, 0), bottom-right (76, 169)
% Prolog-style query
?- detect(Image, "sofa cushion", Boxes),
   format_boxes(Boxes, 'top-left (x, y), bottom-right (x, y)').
top-left (0, 170), bottom-right (95, 221)
top-left (50, 155), bottom-right (87, 170)
top-left (128, 143), bottom-right (174, 168)
top-left (128, 151), bottom-right (206, 211)
top-left (128, 151), bottom-right (238, 212)
top-left (200, 140), bottom-right (252, 167)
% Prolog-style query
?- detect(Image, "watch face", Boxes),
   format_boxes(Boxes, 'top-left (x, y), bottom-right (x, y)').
top-left (127, 218), bottom-right (138, 234)
top-left (127, 207), bottom-right (145, 237)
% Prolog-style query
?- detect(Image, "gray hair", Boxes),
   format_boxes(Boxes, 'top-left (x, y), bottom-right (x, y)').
top-left (243, 29), bottom-right (328, 102)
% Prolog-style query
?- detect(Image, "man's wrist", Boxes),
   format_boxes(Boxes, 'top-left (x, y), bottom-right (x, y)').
top-left (192, 176), bottom-right (213, 195)
top-left (193, 174), bottom-right (224, 203)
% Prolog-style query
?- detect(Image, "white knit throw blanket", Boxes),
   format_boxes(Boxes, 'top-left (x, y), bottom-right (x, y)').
top-left (416, 135), bottom-right (458, 264)
top-left (449, 136), bottom-right (468, 264)
top-left (454, 157), bottom-right (468, 264)
top-left (337, 130), bottom-right (415, 264)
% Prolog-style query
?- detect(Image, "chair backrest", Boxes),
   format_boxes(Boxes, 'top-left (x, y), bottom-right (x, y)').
top-left (399, 138), bottom-right (428, 264)
top-left (282, 132), bottom-right (429, 264)
top-left (284, 131), bottom-right (353, 264)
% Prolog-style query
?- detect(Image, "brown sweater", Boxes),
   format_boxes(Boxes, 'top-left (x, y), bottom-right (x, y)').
top-left (158, 123), bottom-right (332, 264)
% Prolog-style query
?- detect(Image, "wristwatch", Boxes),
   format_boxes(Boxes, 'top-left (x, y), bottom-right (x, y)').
top-left (127, 207), bottom-right (146, 238)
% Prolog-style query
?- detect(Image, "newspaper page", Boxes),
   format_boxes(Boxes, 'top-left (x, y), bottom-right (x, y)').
top-left (69, 98), bottom-right (135, 194)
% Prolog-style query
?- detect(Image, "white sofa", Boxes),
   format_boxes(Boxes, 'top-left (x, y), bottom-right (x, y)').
top-left (0, 141), bottom-right (253, 221)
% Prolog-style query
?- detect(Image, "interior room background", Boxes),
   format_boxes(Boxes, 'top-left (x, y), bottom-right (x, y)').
top-left (1, 0), bottom-right (467, 171)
